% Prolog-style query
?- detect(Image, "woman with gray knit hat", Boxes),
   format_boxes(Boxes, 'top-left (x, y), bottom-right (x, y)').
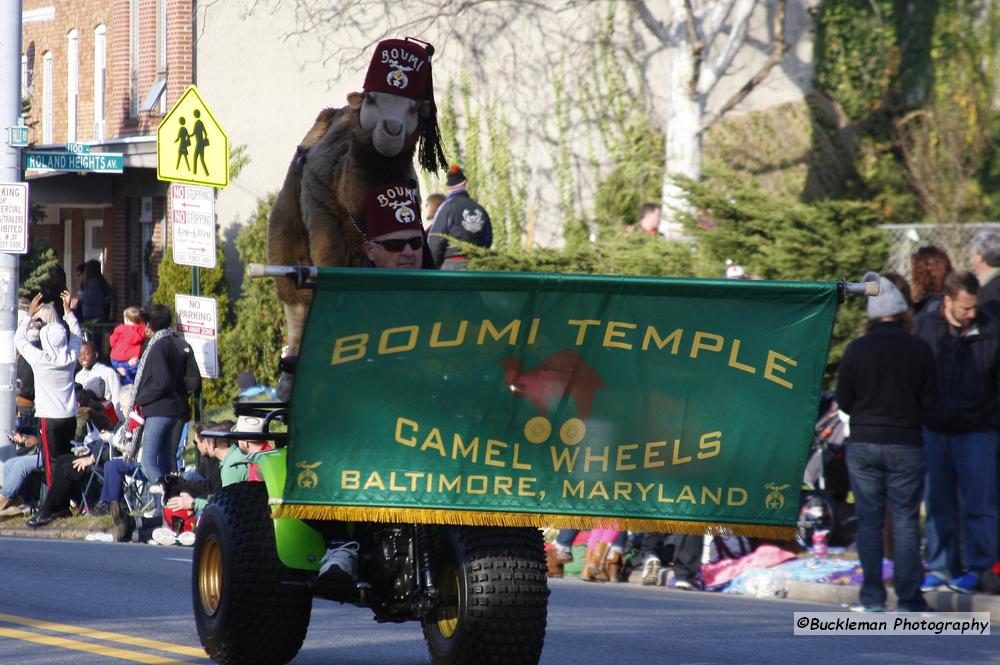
top-left (835, 272), bottom-right (937, 612)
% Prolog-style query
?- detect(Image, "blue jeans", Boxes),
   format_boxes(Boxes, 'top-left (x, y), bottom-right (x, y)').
top-left (923, 430), bottom-right (999, 576)
top-left (846, 442), bottom-right (926, 610)
top-left (555, 529), bottom-right (579, 550)
top-left (140, 415), bottom-right (179, 484)
top-left (1, 452), bottom-right (41, 499)
top-left (100, 458), bottom-right (138, 503)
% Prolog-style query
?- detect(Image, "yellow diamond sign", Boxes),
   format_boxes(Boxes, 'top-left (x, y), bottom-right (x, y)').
top-left (157, 85), bottom-right (229, 188)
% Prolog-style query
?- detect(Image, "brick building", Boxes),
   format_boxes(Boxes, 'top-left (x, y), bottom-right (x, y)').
top-left (21, 0), bottom-right (193, 327)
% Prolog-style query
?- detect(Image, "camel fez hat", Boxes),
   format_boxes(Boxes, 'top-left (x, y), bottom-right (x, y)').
top-left (363, 38), bottom-right (436, 102)
top-left (365, 183), bottom-right (423, 239)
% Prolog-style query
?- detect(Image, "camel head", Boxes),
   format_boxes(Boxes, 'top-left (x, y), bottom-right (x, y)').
top-left (349, 91), bottom-right (421, 159)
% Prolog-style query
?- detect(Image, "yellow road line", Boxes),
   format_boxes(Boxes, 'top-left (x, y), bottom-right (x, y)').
top-left (0, 626), bottom-right (198, 664)
top-left (0, 613), bottom-right (206, 658)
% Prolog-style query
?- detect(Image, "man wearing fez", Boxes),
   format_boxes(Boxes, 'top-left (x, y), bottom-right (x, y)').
top-left (317, 182), bottom-right (425, 587)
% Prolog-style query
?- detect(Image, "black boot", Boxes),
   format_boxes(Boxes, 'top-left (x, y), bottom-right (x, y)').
top-left (90, 501), bottom-right (111, 516)
top-left (26, 510), bottom-right (55, 528)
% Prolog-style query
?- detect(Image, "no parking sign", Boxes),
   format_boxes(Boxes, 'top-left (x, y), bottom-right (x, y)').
top-left (175, 294), bottom-right (218, 378)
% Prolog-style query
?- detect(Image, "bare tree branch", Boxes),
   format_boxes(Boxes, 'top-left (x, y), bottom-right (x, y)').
top-left (683, 0), bottom-right (704, 95)
top-left (700, 0), bottom-right (788, 132)
top-left (700, 0), bottom-right (738, 55)
top-left (698, 0), bottom-right (758, 95)
top-left (626, 0), bottom-right (675, 46)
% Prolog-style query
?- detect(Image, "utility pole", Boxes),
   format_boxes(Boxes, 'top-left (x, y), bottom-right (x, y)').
top-left (0, 0), bottom-right (23, 480)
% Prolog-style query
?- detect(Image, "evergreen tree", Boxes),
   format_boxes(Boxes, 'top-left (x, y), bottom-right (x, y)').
top-left (676, 169), bottom-right (889, 380)
top-left (151, 238), bottom-right (231, 409)
top-left (216, 194), bottom-right (285, 404)
top-left (18, 238), bottom-right (60, 299)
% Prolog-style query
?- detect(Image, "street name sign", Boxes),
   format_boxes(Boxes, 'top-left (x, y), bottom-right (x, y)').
top-left (25, 151), bottom-right (124, 173)
top-left (175, 294), bottom-right (219, 379)
top-left (0, 182), bottom-right (29, 254)
top-left (157, 86), bottom-right (229, 188)
top-left (8, 127), bottom-right (28, 147)
top-left (170, 183), bottom-right (217, 268)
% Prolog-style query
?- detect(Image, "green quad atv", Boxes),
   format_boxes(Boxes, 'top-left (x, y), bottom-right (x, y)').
top-left (192, 265), bottom-right (549, 665)
top-left (192, 421), bottom-right (548, 665)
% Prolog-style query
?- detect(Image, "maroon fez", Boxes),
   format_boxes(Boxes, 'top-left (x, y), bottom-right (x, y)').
top-left (363, 38), bottom-right (432, 101)
top-left (365, 184), bottom-right (422, 239)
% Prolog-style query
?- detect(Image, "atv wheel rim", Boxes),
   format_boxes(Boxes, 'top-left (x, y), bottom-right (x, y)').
top-left (199, 537), bottom-right (223, 616)
top-left (436, 564), bottom-right (460, 638)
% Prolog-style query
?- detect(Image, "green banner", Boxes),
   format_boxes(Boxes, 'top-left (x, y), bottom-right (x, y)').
top-left (276, 269), bottom-right (839, 538)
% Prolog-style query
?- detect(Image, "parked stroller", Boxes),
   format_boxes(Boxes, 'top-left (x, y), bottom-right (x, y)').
top-left (797, 392), bottom-right (856, 549)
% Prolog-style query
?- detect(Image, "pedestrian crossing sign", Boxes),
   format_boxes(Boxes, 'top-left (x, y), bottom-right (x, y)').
top-left (157, 85), bottom-right (229, 188)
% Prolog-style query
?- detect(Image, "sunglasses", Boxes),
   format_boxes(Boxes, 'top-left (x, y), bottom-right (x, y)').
top-left (372, 236), bottom-right (423, 252)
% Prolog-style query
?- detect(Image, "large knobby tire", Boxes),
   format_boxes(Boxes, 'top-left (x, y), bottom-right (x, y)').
top-left (192, 482), bottom-right (312, 665)
top-left (422, 526), bottom-right (549, 665)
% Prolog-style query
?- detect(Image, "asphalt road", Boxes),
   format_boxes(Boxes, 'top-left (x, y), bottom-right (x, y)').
top-left (0, 537), bottom-right (995, 665)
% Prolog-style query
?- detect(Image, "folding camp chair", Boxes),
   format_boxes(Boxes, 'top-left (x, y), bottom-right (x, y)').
top-left (80, 422), bottom-right (109, 514)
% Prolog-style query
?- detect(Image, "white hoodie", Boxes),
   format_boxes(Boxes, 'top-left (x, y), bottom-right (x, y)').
top-left (14, 311), bottom-right (83, 418)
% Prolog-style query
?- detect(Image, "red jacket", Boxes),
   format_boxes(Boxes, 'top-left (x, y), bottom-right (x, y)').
top-left (109, 322), bottom-right (146, 361)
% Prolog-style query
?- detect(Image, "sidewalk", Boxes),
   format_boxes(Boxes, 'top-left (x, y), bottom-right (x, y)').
top-left (624, 557), bottom-right (1000, 621)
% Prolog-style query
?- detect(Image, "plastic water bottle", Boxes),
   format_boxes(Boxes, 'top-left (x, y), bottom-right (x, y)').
top-left (811, 530), bottom-right (828, 558)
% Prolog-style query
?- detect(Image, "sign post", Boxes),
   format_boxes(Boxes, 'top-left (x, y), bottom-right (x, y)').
top-left (0, 182), bottom-right (29, 254)
top-left (157, 85), bottom-right (229, 423)
top-left (156, 86), bottom-right (229, 188)
top-left (24, 150), bottom-right (124, 173)
top-left (0, 0), bottom-right (22, 484)
top-left (175, 294), bottom-right (219, 379)
top-left (170, 183), bottom-right (216, 268)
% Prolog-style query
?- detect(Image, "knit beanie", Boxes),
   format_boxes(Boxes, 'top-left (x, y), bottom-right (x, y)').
top-left (445, 164), bottom-right (467, 188)
top-left (862, 271), bottom-right (907, 319)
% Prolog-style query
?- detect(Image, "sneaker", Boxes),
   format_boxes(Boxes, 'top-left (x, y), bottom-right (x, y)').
top-left (921, 573), bottom-right (949, 592)
top-left (849, 604), bottom-right (886, 613)
top-left (176, 530), bottom-right (196, 547)
top-left (551, 546), bottom-right (574, 563)
top-left (948, 572), bottom-right (980, 594)
top-left (110, 502), bottom-right (135, 542)
top-left (670, 578), bottom-right (701, 591)
top-left (641, 557), bottom-right (662, 586)
top-left (151, 527), bottom-right (178, 546)
top-left (318, 541), bottom-right (360, 584)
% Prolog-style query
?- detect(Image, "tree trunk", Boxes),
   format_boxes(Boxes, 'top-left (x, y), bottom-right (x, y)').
top-left (661, 41), bottom-right (703, 236)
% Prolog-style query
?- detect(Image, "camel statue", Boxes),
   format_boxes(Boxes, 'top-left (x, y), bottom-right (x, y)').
top-left (267, 38), bottom-right (446, 397)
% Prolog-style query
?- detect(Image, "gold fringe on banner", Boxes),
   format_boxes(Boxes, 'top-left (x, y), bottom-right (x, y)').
top-left (269, 503), bottom-right (796, 540)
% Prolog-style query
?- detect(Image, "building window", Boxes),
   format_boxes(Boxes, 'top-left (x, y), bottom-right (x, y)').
top-left (42, 51), bottom-right (52, 144)
top-left (67, 29), bottom-right (78, 143)
top-left (129, 0), bottom-right (139, 117)
top-left (94, 25), bottom-right (106, 140)
top-left (20, 55), bottom-right (27, 97)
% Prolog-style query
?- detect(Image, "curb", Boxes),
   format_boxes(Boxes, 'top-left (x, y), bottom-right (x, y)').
top-left (786, 581), bottom-right (1000, 620)
top-left (625, 567), bottom-right (1000, 622)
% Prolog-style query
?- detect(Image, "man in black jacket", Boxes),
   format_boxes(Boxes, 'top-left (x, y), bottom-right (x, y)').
top-left (914, 271), bottom-right (1000, 594)
top-left (427, 165), bottom-right (492, 270)
top-left (836, 272), bottom-right (937, 612)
